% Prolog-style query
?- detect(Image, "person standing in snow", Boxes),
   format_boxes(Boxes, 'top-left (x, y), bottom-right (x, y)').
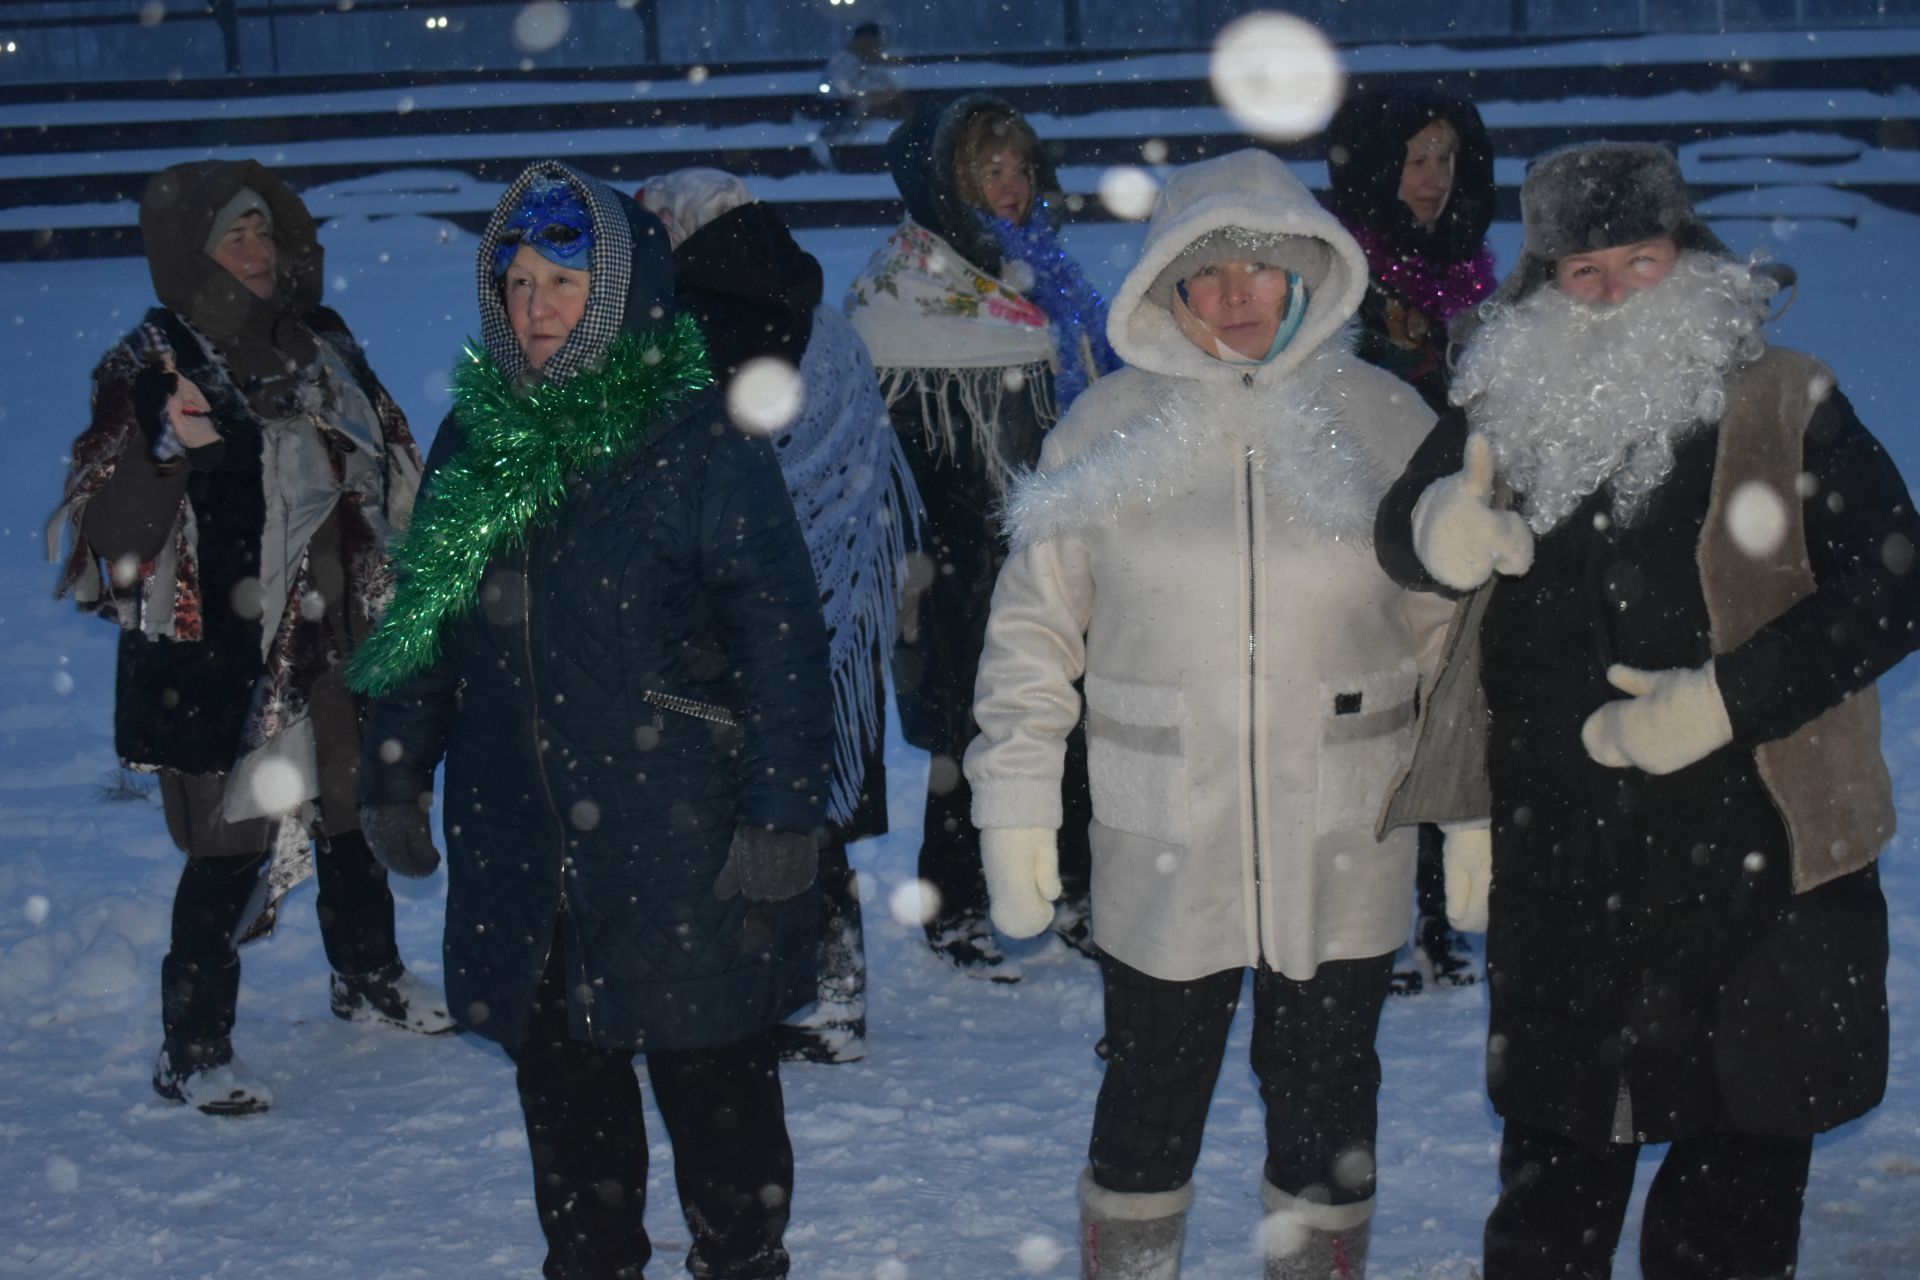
top-left (846, 92), bottom-right (1115, 979)
top-left (965, 148), bottom-right (1451, 1280)
top-left (638, 167), bottom-right (921, 1064)
top-left (1375, 141), bottom-right (1918, 1280)
top-left (353, 162), bottom-right (834, 1280)
top-left (50, 159), bottom-right (447, 1117)
top-left (1325, 87), bottom-right (1499, 994)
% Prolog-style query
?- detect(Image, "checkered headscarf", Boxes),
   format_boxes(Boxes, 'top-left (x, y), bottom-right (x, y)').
top-left (477, 161), bottom-right (636, 386)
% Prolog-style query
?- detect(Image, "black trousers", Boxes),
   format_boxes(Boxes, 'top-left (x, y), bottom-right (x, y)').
top-left (1088, 951), bottom-right (1394, 1202)
top-left (161, 830), bottom-right (398, 1046)
top-left (511, 938), bottom-right (795, 1280)
top-left (1484, 1120), bottom-right (1814, 1280)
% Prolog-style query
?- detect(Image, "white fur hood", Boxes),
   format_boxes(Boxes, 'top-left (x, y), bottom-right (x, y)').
top-left (1107, 148), bottom-right (1371, 384)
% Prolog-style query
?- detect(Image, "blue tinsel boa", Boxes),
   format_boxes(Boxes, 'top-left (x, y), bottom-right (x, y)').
top-left (977, 207), bottom-right (1121, 409)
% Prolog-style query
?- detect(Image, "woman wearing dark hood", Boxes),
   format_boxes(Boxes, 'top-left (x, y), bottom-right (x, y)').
top-left (1326, 88), bottom-right (1498, 416)
top-left (353, 162), bottom-right (834, 1280)
top-left (51, 159), bottom-right (444, 1118)
top-left (845, 93), bottom-right (1114, 979)
top-left (1326, 88), bottom-right (1499, 993)
top-left (639, 167), bottom-right (922, 1064)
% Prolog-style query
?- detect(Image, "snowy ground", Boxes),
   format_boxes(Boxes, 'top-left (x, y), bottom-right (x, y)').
top-left (1, 190), bottom-right (1918, 1277)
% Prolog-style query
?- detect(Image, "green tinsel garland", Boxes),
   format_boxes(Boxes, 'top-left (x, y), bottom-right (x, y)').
top-left (347, 315), bottom-right (712, 697)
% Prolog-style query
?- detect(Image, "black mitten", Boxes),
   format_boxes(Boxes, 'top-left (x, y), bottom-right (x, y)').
top-left (357, 803), bottom-right (442, 879)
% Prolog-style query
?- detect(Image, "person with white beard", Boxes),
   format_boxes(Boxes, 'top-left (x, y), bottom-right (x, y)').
top-left (1375, 141), bottom-right (1920, 1280)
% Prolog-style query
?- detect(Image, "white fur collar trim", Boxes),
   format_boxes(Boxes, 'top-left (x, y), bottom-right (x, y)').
top-left (1003, 340), bottom-right (1390, 551)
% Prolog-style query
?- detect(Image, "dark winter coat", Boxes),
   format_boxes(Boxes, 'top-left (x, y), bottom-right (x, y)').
top-left (1326, 89), bottom-right (1498, 412)
top-left (56, 160), bottom-right (419, 810)
top-left (359, 162), bottom-right (834, 1055)
top-left (1375, 352), bottom-right (1919, 1149)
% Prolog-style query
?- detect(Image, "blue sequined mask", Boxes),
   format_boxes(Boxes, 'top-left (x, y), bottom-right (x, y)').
top-left (493, 175), bottom-right (594, 277)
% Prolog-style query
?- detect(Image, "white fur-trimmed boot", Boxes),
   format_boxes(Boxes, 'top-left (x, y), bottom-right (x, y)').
top-left (1260, 1179), bottom-right (1372, 1280)
top-left (1080, 1169), bottom-right (1192, 1280)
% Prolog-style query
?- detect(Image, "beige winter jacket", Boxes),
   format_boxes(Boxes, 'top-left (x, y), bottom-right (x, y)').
top-left (964, 150), bottom-right (1452, 982)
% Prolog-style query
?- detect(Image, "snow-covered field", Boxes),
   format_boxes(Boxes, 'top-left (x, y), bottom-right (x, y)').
top-left (1, 144), bottom-right (1918, 1280)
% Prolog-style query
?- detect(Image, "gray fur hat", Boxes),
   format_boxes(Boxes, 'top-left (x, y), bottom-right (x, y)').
top-left (1452, 141), bottom-right (1729, 343)
top-left (202, 186), bottom-right (272, 254)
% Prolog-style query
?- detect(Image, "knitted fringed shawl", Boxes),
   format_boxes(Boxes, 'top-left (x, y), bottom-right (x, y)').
top-left (777, 307), bottom-right (922, 824)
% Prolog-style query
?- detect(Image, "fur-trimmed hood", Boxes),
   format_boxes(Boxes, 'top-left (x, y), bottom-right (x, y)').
top-left (1107, 148), bottom-right (1370, 385)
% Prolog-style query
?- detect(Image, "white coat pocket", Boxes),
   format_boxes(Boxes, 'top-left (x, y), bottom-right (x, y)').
top-left (1084, 672), bottom-right (1190, 848)
top-left (1314, 662), bottom-right (1420, 840)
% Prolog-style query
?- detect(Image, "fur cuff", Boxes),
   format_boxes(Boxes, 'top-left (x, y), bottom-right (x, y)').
top-left (1080, 1169), bottom-right (1195, 1221)
top-left (1260, 1180), bottom-right (1374, 1232)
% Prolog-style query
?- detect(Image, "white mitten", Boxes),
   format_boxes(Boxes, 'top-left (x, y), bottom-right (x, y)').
top-left (1410, 434), bottom-right (1536, 591)
top-left (980, 827), bottom-right (1061, 939)
top-left (1580, 662), bottom-right (1734, 776)
top-left (1441, 821), bottom-right (1492, 933)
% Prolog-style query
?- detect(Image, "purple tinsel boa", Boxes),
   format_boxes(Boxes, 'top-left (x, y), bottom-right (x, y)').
top-left (978, 208), bottom-right (1121, 409)
top-left (1345, 220), bottom-right (1497, 327)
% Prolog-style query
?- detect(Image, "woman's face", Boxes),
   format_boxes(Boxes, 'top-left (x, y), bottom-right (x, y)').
top-left (1181, 260), bottom-right (1293, 360)
top-left (211, 211), bottom-right (277, 300)
top-left (1554, 237), bottom-right (1679, 305)
top-left (974, 145), bottom-right (1034, 224)
top-left (1397, 119), bottom-right (1459, 229)
top-left (503, 243), bottom-right (590, 371)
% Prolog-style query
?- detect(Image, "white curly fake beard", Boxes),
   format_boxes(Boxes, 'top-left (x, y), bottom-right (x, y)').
top-left (1452, 251), bottom-right (1776, 536)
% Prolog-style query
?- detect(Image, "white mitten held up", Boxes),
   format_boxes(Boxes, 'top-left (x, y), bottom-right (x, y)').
top-left (1580, 662), bottom-right (1734, 776)
top-left (1441, 821), bottom-right (1492, 933)
top-left (980, 827), bottom-right (1060, 939)
top-left (1411, 434), bottom-right (1536, 592)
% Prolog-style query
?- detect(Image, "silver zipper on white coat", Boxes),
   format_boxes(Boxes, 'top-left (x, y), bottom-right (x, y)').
top-left (1244, 449), bottom-right (1266, 970)
top-left (521, 542), bottom-right (587, 1036)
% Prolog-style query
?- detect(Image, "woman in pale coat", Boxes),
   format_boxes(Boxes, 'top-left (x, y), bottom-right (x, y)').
top-left (964, 149), bottom-right (1450, 1279)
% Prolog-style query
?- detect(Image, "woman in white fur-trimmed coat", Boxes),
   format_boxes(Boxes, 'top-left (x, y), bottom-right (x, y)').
top-left (964, 149), bottom-right (1450, 1279)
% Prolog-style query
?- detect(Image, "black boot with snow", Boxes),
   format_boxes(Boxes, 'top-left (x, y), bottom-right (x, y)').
top-left (926, 908), bottom-right (1022, 983)
top-left (777, 850), bottom-right (867, 1063)
top-left (153, 1036), bottom-right (273, 1114)
top-left (330, 960), bottom-right (457, 1033)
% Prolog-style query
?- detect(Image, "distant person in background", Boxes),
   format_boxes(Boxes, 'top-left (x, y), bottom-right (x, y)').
top-left (1326, 86), bottom-right (1498, 994)
top-left (51, 159), bottom-right (446, 1117)
top-left (810, 21), bottom-right (909, 169)
top-left (639, 167), bottom-right (923, 1063)
top-left (355, 162), bottom-right (832, 1280)
top-left (846, 93), bottom-right (1116, 981)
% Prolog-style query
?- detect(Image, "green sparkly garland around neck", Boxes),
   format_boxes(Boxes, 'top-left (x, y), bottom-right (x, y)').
top-left (347, 315), bottom-right (712, 697)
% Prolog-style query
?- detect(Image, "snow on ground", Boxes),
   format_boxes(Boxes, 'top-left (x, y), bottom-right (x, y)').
top-left (1, 185), bottom-right (1918, 1277)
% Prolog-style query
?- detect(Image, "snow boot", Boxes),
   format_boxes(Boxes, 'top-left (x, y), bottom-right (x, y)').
top-left (778, 856), bottom-right (867, 1063)
top-left (330, 960), bottom-right (457, 1033)
top-left (1053, 890), bottom-right (1099, 959)
top-left (1080, 1169), bottom-right (1191, 1280)
top-left (1261, 1179), bottom-right (1372, 1280)
top-left (1415, 914), bottom-right (1477, 988)
top-left (926, 909), bottom-right (1022, 983)
top-left (153, 1037), bottom-right (273, 1115)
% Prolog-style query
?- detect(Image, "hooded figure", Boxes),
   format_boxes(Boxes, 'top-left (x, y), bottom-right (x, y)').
top-left (642, 167), bottom-right (925, 1063)
top-left (354, 161), bottom-right (835, 1280)
top-left (1375, 142), bottom-right (1919, 1280)
top-left (965, 148), bottom-right (1451, 1280)
top-left (50, 159), bottom-right (442, 1118)
top-left (844, 93), bottom-right (1110, 978)
top-left (1325, 87), bottom-right (1498, 414)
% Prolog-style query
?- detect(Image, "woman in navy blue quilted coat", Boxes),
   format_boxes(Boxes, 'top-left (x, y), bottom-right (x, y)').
top-left (353, 161), bottom-right (834, 1280)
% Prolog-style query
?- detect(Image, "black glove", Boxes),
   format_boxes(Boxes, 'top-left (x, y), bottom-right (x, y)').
top-left (713, 824), bottom-right (818, 904)
top-left (358, 803), bottom-right (442, 879)
top-left (130, 362), bottom-right (178, 446)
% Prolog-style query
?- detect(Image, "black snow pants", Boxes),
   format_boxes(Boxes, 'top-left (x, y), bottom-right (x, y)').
top-left (1485, 1120), bottom-right (1813, 1280)
top-left (512, 936), bottom-right (796, 1280)
top-left (1088, 951), bottom-right (1394, 1202)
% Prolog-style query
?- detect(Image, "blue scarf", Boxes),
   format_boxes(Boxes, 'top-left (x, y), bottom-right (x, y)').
top-left (976, 207), bottom-right (1121, 409)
